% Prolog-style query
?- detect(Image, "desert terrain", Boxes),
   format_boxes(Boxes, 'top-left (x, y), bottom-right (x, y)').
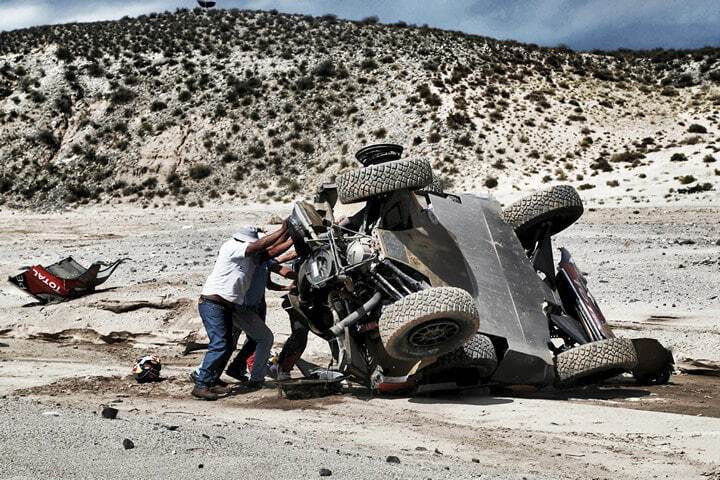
top-left (1, 198), bottom-right (718, 479)
top-left (1, 7), bottom-right (719, 480)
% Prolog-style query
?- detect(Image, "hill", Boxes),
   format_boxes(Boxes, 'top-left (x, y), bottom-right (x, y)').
top-left (0, 8), bottom-right (718, 209)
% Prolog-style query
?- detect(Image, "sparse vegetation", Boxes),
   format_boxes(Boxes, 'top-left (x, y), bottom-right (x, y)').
top-left (687, 124), bottom-right (707, 134)
top-left (670, 153), bottom-right (688, 162)
top-left (0, 8), bottom-right (716, 207)
top-left (188, 163), bottom-right (212, 180)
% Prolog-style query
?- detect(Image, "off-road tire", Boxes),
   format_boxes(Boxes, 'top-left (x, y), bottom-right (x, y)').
top-left (554, 338), bottom-right (638, 388)
top-left (432, 333), bottom-right (497, 376)
top-left (418, 172), bottom-right (444, 196)
top-left (336, 158), bottom-right (433, 204)
top-left (379, 287), bottom-right (480, 361)
top-left (501, 185), bottom-right (583, 248)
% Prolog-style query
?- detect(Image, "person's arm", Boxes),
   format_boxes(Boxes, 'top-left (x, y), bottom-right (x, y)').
top-left (275, 249), bottom-right (298, 264)
top-left (270, 261), bottom-right (297, 280)
top-left (266, 266), bottom-right (294, 291)
top-left (245, 221), bottom-right (290, 258)
top-left (267, 237), bottom-right (293, 259)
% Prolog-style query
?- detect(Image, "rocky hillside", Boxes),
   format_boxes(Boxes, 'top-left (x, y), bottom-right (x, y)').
top-left (0, 8), bottom-right (719, 209)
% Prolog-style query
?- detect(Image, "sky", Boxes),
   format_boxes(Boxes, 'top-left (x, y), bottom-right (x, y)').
top-left (0, 0), bottom-right (719, 51)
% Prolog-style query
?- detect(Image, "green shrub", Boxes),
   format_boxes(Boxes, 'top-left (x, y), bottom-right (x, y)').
top-left (291, 139), bottom-right (314, 154)
top-left (670, 153), bottom-right (688, 162)
top-left (687, 124), bottom-right (707, 134)
top-left (109, 86), bottom-right (135, 105)
top-left (611, 151), bottom-right (644, 163)
top-left (677, 175), bottom-right (696, 184)
top-left (150, 100), bottom-right (167, 112)
top-left (188, 163), bottom-right (212, 180)
top-left (313, 59), bottom-right (335, 77)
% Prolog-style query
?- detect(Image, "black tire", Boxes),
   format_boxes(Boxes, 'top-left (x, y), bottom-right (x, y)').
top-left (554, 338), bottom-right (638, 388)
top-left (336, 158), bottom-right (432, 204)
top-left (501, 185), bottom-right (583, 248)
top-left (418, 172), bottom-right (444, 196)
top-left (432, 333), bottom-right (497, 376)
top-left (379, 287), bottom-right (480, 361)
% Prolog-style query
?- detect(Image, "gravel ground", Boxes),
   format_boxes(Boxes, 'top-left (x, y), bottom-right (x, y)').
top-left (0, 202), bottom-right (719, 480)
top-left (0, 397), bottom-right (499, 480)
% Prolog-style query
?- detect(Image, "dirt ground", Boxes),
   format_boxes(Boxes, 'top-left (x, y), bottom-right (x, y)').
top-left (1, 202), bottom-right (719, 479)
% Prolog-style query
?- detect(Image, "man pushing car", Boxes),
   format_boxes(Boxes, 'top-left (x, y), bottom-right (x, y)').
top-left (191, 222), bottom-right (293, 401)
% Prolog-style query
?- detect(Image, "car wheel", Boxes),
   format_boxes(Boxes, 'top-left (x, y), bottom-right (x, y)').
top-left (429, 333), bottom-right (497, 377)
top-left (554, 338), bottom-right (638, 388)
top-left (336, 158), bottom-right (433, 204)
top-left (417, 172), bottom-right (444, 196)
top-left (501, 184), bottom-right (583, 248)
top-left (379, 287), bottom-right (480, 361)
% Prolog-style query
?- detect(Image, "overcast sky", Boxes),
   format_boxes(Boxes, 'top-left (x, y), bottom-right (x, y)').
top-left (1, 0), bottom-right (719, 51)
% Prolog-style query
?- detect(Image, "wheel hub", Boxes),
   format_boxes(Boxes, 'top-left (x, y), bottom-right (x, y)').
top-left (408, 319), bottom-right (460, 348)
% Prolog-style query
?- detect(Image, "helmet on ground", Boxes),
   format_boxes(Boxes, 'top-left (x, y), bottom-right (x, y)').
top-left (132, 355), bottom-right (161, 383)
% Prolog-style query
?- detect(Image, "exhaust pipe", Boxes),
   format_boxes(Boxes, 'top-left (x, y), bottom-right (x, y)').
top-left (330, 292), bottom-right (382, 337)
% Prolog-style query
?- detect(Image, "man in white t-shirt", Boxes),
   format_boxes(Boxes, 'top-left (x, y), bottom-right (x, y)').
top-left (192, 222), bottom-right (292, 401)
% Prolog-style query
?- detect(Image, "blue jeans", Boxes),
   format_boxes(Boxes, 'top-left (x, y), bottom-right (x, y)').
top-left (232, 307), bottom-right (273, 382)
top-left (195, 299), bottom-right (234, 388)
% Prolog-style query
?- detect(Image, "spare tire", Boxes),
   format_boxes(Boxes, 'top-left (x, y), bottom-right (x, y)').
top-left (430, 333), bottom-right (497, 377)
top-left (336, 158), bottom-right (432, 204)
top-left (501, 185), bottom-right (583, 248)
top-left (417, 172), bottom-right (444, 196)
top-left (379, 287), bottom-right (479, 361)
top-left (554, 338), bottom-right (638, 388)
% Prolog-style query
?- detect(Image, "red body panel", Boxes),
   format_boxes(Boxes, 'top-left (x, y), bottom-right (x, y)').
top-left (22, 265), bottom-right (71, 297)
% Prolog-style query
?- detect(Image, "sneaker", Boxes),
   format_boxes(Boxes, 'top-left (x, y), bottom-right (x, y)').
top-left (190, 370), bottom-right (229, 388)
top-left (191, 386), bottom-right (218, 401)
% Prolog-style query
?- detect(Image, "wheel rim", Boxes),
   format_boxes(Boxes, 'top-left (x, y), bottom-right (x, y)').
top-left (408, 319), bottom-right (460, 348)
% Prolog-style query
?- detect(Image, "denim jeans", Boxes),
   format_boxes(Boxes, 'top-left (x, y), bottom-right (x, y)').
top-left (232, 307), bottom-right (273, 382)
top-left (195, 298), bottom-right (234, 388)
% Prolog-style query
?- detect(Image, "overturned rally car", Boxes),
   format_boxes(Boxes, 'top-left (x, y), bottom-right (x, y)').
top-left (285, 144), bottom-right (673, 393)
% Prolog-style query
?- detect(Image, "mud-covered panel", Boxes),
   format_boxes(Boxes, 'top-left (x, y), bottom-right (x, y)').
top-left (429, 193), bottom-right (554, 380)
top-left (377, 223), bottom-right (474, 289)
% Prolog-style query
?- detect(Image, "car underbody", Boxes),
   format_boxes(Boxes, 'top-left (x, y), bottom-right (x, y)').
top-left (283, 143), bottom-right (673, 394)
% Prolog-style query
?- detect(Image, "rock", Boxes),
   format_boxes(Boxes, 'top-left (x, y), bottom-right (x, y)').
top-left (268, 214), bottom-right (284, 224)
top-left (101, 406), bottom-right (118, 419)
top-left (472, 458), bottom-right (480, 463)
top-left (434, 448), bottom-right (443, 455)
top-left (676, 239), bottom-right (695, 245)
top-left (122, 438), bottom-right (135, 450)
top-left (386, 455), bottom-right (401, 464)
top-left (42, 411), bottom-right (61, 416)
top-left (319, 468), bottom-right (332, 477)
top-left (163, 425), bottom-right (179, 431)
top-left (0, 342), bottom-right (9, 348)
top-left (198, 464), bottom-right (204, 469)
top-left (415, 446), bottom-right (427, 451)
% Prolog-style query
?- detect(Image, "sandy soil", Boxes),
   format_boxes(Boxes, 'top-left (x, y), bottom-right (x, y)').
top-left (1, 201), bottom-right (719, 479)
